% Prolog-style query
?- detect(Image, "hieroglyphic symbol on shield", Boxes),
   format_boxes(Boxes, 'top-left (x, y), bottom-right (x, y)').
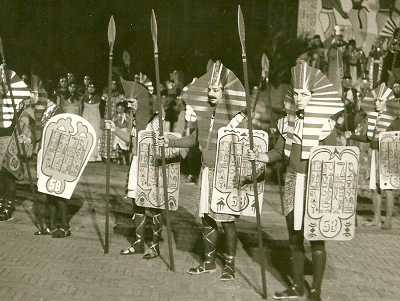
top-left (379, 131), bottom-right (400, 189)
top-left (38, 114), bottom-right (96, 199)
top-left (211, 127), bottom-right (268, 217)
top-left (135, 130), bottom-right (181, 210)
top-left (305, 146), bottom-right (359, 241)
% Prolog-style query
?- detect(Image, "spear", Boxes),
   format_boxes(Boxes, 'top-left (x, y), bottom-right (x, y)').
top-left (238, 6), bottom-right (267, 299)
top-left (123, 50), bottom-right (130, 76)
top-left (105, 15), bottom-right (116, 254)
top-left (151, 9), bottom-right (175, 271)
top-left (0, 37), bottom-right (45, 231)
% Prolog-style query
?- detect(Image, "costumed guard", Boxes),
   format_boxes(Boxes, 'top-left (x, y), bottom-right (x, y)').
top-left (367, 37), bottom-right (386, 89)
top-left (327, 25), bottom-right (347, 93)
top-left (0, 66), bottom-right (31, 221)
top-left (343, 39), bottom-right (366, 90)
top-left (105, 78), bottom-right (165, 259)
top-left (246, 61), bottom-right (344, 300)
top-left (158, 60), bottom-right (247, 281)
top-left (345, 83), bottom-right (400, 230)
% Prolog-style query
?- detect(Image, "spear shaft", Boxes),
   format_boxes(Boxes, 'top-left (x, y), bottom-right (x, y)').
top-left (238, 6), bottom-right (267, 299)
top-left (0, 37), bottom-right (44, 231)
top-left (151, 10), bottom-right (175, 271)
top-left (105, 15), bottom-right (116, 254)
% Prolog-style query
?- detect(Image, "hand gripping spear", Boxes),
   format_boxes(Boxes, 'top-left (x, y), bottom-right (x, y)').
top-left (238, 6), bottom-right (267, 299)
top-left (151, 9), bottom-right (175, 272)
top-left (105, 15), bottom-right (116, 254)
top-left (0, 37), bottom-right (45, 231)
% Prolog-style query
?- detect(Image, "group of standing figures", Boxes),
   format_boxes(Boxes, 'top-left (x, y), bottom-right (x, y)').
top-left (3, 17), bottom-right (400, 301)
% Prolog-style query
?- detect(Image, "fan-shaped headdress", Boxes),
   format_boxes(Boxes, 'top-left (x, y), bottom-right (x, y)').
top-left (361, 82), bottom-right (399, 139)
top-left (181, 60), bottom-right (246, 156)
top-left (283, 61), bottom-right (343, 159)
top-left (0, 65), bottom-right (31, 128)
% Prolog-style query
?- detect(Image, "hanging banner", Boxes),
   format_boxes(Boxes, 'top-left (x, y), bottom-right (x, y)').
top-left (379, 131), bottom-right (400, 189)
top-left (38, 113), bottom-right (96, 199)
top-left (210, 127), bottom-right (268, 217)
top-left (135, 130), bottom-right (181, 210)
top-left (304, 146), bottom-right (359, 241)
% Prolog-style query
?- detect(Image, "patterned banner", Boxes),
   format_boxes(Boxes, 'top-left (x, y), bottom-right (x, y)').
top-left (304, 146), bottom-right (359, 241)
top-left (210, 127), bottom-right (268, 217)
top-left (38, 114), bottom-right (96, 199)
top-left (379, 131), bottom-right (400, 189)
top-left (135, 130), bottom-right (181, 211)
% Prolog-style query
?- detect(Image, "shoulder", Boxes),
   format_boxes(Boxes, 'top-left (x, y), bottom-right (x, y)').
top-left (277, 116), bottom-right (288, 135)
top-left (319, 118), bottom-right (336, 140)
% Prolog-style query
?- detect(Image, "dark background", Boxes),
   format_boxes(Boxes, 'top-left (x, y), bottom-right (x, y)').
top-left (0, 0), bottom-right (298, 89)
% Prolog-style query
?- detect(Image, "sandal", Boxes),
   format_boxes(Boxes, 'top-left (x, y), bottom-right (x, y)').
top-left (308, 289), bottom-right (322, 301)
top-left (273, 285), bottom-right (305, 300)
top-left (52, 228), bottom-right (70, 238)
top-left (34, 227), bottom-right (51, 235)
top-left (119, 245), bottom-right (144, 255)
top-left (143, 245), bottom-right (159, 260)
top-left (187, 263), bottom-right (217, 275)
top-left (219, 265), bottom-right (235, 281)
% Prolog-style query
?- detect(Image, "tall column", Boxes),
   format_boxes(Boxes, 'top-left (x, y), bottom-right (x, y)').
top-left (297, 0), bottom-right (317, 37)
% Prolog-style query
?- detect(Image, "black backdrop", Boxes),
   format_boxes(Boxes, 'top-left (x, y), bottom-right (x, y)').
top-left (0, 0), bottom-right (298, 89)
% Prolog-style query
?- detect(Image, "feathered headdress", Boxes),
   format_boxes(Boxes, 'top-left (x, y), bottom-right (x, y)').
top-left (283, 60), bottom-right (343, 159)
top-left (361, 82), bottom-right (399, 139)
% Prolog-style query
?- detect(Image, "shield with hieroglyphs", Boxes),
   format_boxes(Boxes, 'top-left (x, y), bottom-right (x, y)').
top-left (304, 146), bottom-right (359, 241)
top-left (135, 130), bottom-right (181, 210)
top-left (38, 113), bottom-right (96, 199)
top-left (210, 127), bottom-right (268, 217)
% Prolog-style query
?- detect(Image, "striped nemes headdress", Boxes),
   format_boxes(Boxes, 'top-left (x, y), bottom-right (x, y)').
top-left (0, 66), bottom-right (31, 128)
top-left (361, 82), bottom-right (399, 139)
top-left (181, 61), bottom-right (246, 151)
top-left (284, 61), bottom-right (344, 159)
top-left (209, 60), bottom-right (224, 87)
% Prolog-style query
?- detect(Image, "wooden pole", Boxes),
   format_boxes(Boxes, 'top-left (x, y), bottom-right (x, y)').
top-left (105, 16), bottom-right (116, 254)
top-left (238, 6), bottom-right (267, 299)
top-left (151, 10), bottom-right (175, 272)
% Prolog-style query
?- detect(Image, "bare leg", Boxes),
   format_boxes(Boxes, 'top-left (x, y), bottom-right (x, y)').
top-left (365, 189), bottom-right (381, 226)
top-left (382, 189), bottom-right (394, 230)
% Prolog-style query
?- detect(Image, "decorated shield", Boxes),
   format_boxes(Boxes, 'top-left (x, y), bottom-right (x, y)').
top-left (304, 146), bottom-right (360, 241)
top-left (135, 130), bottom-right (181, 210)
top-left (379, 131), bottom-right (400, 189)
top-left (38, 113), bottom-right (96, 199)
top-left (0, 108), bottom-right (36, 180)
top-left (210, 127), bottom-right (268, 217)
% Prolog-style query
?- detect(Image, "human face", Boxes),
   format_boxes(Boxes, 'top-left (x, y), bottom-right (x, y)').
top-left (111, 81), bottom-right (117, 91)
top-left (293, 88), bottom-right (312, 110)
top-left (207, 84), bottom-right (223, 107)
top-left (116, 105), bottom-right (124, 114)
top-left (67, 73), bottom-right (75, 83)
top-left (393, 83), bottom-right (400, 94)
top-left (375, 98), bottom-right (386, 113)
top-left (69, 84), bottom-right (77, 93)
top-left (59, 77), bottom-right (68, 88)
top-left (84, 76), bottom-right (91, 86)
top-left (87, 84), bottom-right (95, 94)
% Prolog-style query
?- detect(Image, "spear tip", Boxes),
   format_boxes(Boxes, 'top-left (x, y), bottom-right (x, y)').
top-left (108, 15), bottom-right (116, 47)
